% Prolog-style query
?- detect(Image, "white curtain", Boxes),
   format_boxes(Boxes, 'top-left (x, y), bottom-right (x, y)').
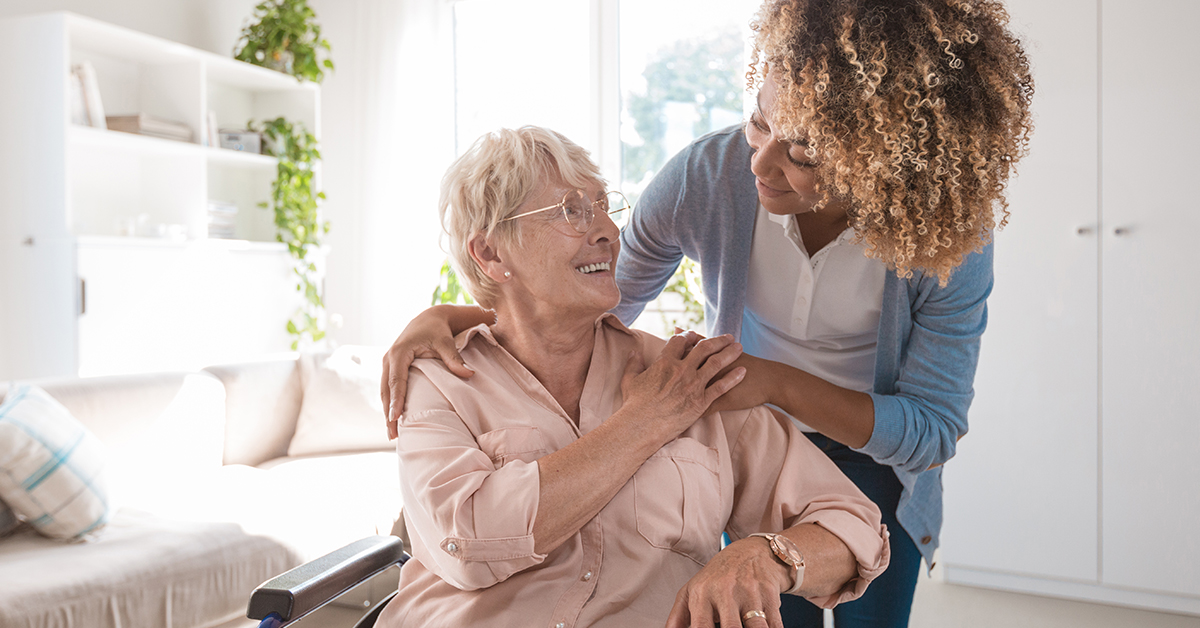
top-left (316, 0), bottom-right (456, 348)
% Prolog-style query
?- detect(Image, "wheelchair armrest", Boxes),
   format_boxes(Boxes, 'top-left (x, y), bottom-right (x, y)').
top-left (248, 535), bottom-right (410, 624)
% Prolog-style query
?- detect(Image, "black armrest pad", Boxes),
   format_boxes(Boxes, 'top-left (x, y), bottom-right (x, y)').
top-left (248, 535), bottom-right (409, 622)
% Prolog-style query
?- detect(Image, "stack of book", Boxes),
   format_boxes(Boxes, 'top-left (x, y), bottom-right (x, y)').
top-left (106, 114), bottom-right (194, 143)
top-left (207, 201), bottom-right (238, 239)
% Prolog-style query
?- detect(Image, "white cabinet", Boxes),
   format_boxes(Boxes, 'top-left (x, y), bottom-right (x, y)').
top-left (0, 12), bottom-right (320, 379)
top-left (1099, 0), bottom-right (1200, 599)
top-left (942, 0), bottom-right (1200, 616)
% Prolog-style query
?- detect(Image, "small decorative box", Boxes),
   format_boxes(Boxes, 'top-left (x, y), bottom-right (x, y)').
top-left (218, 131), bottom-right (262, 154)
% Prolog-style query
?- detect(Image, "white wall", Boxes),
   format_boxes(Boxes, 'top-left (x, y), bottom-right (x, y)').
top-left (0, 0), bottom-right (451, 353)
top-left (0, 0), bottom-right (209, 49)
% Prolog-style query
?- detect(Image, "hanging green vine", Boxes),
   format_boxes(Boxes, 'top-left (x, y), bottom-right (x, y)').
top-left (252, 116), bottom-right (329, 349)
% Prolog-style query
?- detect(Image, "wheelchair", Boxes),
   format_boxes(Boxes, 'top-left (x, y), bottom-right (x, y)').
top-left (248, 536), bottom-right (411, 628)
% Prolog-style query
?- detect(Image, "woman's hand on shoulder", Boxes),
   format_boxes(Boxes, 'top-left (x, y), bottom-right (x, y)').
top-left (380, 304), bottom-right (488, 438)
top-left (665, 536), bottom-right (790, 628)
top-left (669, 328), bottom-right (773, 415)
top-left (618, 331), bottom-right (746, 442)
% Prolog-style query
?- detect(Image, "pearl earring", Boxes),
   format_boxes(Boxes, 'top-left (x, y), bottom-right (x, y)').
top-left (503, 271), bottom-right (511, 278)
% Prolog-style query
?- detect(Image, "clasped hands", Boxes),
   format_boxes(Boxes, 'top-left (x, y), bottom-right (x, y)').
top-left (669, 327), bottom-right (774, 416)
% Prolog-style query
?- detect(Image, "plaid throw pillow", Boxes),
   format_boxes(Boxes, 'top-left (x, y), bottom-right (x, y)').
top-left (0, 384), bottom-right (111, 541)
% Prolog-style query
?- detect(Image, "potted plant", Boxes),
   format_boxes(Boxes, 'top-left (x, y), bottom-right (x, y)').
top-left (234, 0), bottom-right (334, 83)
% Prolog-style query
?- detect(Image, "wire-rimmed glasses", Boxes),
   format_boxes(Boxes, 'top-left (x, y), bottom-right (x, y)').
top-left (499, 190), bottom-right (632, 233)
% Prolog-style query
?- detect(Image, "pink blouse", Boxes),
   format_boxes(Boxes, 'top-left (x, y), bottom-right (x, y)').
top-left (377, 315), bottom-right (889, 628)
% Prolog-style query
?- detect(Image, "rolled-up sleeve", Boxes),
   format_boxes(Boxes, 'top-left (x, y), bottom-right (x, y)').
top-left (726, 407), bottom-right (890, 608)
top-left (396, 368), bottom-right (547, 591)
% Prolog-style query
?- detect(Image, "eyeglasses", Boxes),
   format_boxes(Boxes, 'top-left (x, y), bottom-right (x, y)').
top-left (499, 189), bottom-right (632, 233)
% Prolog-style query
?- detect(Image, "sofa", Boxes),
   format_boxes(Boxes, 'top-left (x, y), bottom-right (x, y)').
top-left (0, 346), bottom-right (403, 628)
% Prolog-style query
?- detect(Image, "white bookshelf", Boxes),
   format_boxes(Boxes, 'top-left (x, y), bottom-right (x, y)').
top-left (0, 12), bottom-right (322, 379)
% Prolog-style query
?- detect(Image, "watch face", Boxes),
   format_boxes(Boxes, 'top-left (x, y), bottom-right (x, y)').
top-left (771, 535), bottom-right (805, 568)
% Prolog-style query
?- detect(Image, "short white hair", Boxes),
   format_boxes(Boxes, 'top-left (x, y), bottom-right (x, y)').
top-left (439, 126), bottom-right (604, 308)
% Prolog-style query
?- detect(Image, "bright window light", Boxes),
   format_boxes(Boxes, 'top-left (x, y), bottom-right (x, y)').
top-left (618, 0), bottom-right (760, 205)
top-left (453, 0), bottom-right (593, 155)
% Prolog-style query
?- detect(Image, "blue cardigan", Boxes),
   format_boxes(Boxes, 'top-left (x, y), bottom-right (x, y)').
top-left (612, 125), bottom-right (992, 567)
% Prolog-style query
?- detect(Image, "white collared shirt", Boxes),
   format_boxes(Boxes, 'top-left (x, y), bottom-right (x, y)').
top-left (741, 205), bottom-right (887, 431)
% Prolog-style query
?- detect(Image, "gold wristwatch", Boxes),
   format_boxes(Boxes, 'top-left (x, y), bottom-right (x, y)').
top-left (749, 532), bottom-right (806, 595)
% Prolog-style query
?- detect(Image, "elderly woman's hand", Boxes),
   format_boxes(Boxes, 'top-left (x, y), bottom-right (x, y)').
top-left (669, 328), bottom-right (772, 416)
top-left (664, 537), bottom-right (791, 628)
top-left (619, 332), bottom-right (746, 441)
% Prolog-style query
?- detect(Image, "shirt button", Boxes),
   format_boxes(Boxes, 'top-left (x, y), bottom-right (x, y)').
top-left (556, 623), bottom-right (566, 628)
top-left (446, 542), bottom-right (458, 552)
top-left (920, 536), bottom-right (932, 545)
top-left (582, 571), bottom-right (593, 581)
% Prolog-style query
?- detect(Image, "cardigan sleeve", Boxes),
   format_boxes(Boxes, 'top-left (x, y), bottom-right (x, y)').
top-left (859, 242), bottom-right (993, 474)
top-left (611, 143), bottom-right (690, 325)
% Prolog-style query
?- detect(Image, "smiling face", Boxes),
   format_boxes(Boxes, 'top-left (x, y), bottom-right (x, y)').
top-left (486, 175), bottom-right (622, 322)
top-left (744, 72), bottom-right (850, 218)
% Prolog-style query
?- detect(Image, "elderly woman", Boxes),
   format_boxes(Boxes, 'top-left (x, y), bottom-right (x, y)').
top-left (375, 126), bottom-right (888, 628)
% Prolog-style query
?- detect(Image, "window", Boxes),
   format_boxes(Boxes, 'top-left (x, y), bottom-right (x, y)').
top-left (452, 0), bottom-right (760, 333)
top-left (453, 0), bottom-right (758, 184)
top-left (618, 0), bottom-right (760, 205)
top-left (453, 0), bottom-right (597, 157)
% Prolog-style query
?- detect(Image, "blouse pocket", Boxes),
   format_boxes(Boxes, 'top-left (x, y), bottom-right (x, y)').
top-left (476, 426), bottom-right (547, 467)
top-left (633, 437), bottom-right (723, 565)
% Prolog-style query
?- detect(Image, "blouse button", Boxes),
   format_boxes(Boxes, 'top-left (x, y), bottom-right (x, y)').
top-left (556, 623), bottom-right (566, 628)
top-left (446, 542), bottom-right (458, 552)
top-left (582, 571), bottom-right (593, 581)
top-left (920, 536), bottom-right (932, 545)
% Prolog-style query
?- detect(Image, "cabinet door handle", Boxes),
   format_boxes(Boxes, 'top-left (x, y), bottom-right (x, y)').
top-left (78, 278), bottom-right (86, 316)
top-left (1076, 226), bottom-right (1095, 235)
top-left (1113, 226), bottom-right (1131, 236)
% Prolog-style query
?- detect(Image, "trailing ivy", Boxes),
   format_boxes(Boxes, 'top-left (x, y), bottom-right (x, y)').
top-left (252, 116), bottom-right (329, 349)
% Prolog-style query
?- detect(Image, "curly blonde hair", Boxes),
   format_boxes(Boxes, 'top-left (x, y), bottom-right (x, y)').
top-left (749, 0), bottom-right (1033, 284)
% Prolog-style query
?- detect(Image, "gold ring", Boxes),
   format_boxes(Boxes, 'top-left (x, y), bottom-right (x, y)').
top-left (742, 610), bottom-right (767, 621)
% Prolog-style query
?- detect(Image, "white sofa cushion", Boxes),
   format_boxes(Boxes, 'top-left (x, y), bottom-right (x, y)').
top-left (0, 384), bottom-right (110, 541)
top-left (204, 359), bottom-right (304, 467)
top-left (288, 345), bottom-right (392, 456)
top-left (0, 508), bottom-right (300, 628)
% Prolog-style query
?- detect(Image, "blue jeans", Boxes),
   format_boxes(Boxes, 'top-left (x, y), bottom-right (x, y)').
top-left (778, 433), bottom-right (921, 628)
